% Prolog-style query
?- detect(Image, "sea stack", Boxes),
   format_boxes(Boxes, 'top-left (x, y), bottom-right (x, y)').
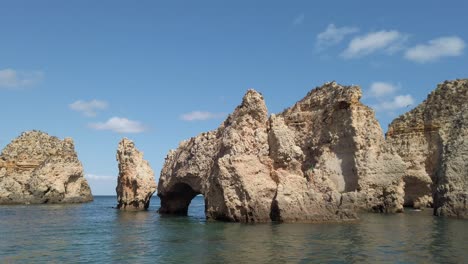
top-left (116, 138), bottom-right (157, 210)
top-left (387, 79), bottom-right (468, 218)
top-left (0, 131), bottom-right (93, 204)
top-left (158, 82), bottom-right (408, 222)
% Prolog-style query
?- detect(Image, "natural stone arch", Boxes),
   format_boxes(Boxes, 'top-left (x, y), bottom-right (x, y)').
top-left (158, 182), bottom-right (202, 215)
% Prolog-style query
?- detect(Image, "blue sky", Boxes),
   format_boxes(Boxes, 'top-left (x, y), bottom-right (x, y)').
top-left (1, 0), bottom-right (467, 195)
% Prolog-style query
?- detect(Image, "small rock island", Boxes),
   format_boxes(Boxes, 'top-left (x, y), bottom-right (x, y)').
top-left (0, 131), bottom-right (93, 204)
top-left (116, 138), bottom-right (157, 210)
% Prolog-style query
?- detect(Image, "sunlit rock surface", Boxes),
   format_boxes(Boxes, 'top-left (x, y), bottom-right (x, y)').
top-left (158, 82), bottom-right (408, 222)
top-left (0, 131), bottom-right (93, 204)
top-left (116, 138), bottom-right (157, 210)
top-left (387, 79), bottom-right (468, 218)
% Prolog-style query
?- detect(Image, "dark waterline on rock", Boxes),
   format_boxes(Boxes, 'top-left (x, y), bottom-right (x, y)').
top-left (1, 196), bottom-right (467, 263)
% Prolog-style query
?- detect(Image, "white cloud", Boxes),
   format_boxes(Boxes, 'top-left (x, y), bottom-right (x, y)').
top-left (342, 30), bottom-right (406, 58)
top-left (373, 94), bottom-right (414, 111)
top-left (292, 14), bottom-right (305, 25)
top-left (89, 117), bottom-right (147, 133)
top-left (0, 68), bottom-right (44, 89)
top-left (316, 24), bottom-right (359, 48)
top-left (368, 82), bottom-right (398, 98)
top-left (69, 100), bottom-right (108, 117)
top-left (85, 174), bottom-right (115, 181)
top-left (180, 111), bottom-right (226, 121)
top-left (404, 36), bottom-right (465, 63)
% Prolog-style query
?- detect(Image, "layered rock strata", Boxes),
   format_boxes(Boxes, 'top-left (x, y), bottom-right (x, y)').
top-left (387, 79), bottom-right (468, 217)
top-left (0, 131), bottom-right (93, 204)
top-left (158, 82), bottom-right (407, 222)
top-left (116, 138), bottom-right (157, 210)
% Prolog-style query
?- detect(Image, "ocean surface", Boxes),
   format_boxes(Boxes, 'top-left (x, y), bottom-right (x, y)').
top-left (0, 196), bottom-right (467, 263)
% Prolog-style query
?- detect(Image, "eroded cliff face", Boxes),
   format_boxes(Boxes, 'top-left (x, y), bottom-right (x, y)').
top-left (0, 131), bottom-right (93, 204)
top-left (116, 138), bottom-right (157, 210)
top-left (387, 79), bottom-right (468, 217)
top-left (158, 82), bottom-right (407, 222)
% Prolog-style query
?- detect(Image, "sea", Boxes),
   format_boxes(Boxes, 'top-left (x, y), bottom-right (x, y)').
top-left (0, 196), bottom-right (467, 263)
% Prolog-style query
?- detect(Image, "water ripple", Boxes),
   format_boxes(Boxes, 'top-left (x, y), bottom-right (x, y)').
top-left (1, 196), bottom-right (467, 263)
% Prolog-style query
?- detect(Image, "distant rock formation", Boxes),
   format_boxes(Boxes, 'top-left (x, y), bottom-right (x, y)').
top-left (0, 131), bottom-right (93, 204)
top-left (158, 82), bottom-right (407, 222)
top-left (116, 138), bottom-right (157, 210)
top-left (387, 79), bottom-right (468, 218)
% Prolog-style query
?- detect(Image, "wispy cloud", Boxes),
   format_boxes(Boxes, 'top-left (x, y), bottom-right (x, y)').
top-left (292, 14), bottom-right (305, 26)
top-left (316, 24), bottom-right (359, 49)
top-left (180, 111), bottom-right (226, 121)
top-left (85, 174), bottom-right (115, 181)
top-left (89, 117), bottom-right (147, 133)
top-left (367, 82), bottom-right (414, 113)
top-left (342, 30), bottom-right (407, 58)
top-left (0, 68), bottom-right (44, 89)
top-left (368, 82), bottom-right (399, 98)
top-left (404, 36), bottom-right (465, 63)
top-left (372, 94), bottom-right (414, 111)
top-left (69, 100), bottom-right (108, 117)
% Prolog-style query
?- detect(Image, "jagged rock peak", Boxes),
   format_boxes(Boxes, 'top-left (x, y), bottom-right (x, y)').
top-left (0, 130), bottom-right (93, 204)
top-left (224, 88), bottom-right (268, 126)
top-left (116, 138), bottom-right (157, 211)
top-left (296, 81), bottom-right (362, 105)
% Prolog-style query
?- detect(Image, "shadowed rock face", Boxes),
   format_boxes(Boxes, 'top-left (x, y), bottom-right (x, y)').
top-left (116, 138), bottom-right (157, 210)
top-left (0, 131), bottom-right (93, 204)
top-left (387, 79), bottom-right (468, 218)
top-left (158, 83), bottom-right (407, 222)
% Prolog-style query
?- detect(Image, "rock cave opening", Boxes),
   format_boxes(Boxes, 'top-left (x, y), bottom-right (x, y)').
top-left (403, 176), bottom-right (433, 209)
top-left (158, 183), bottom-right (205, 217)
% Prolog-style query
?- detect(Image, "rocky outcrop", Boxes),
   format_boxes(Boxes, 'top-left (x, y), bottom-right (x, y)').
top-left (158, 82), bottom-right (407, 222)
top-left (116, 138), bottom-right (157, 210)
top-left (0, 131), bottom-right (93, 204)
top-left (277, 83), bottom-right (407, 214)
top-left (387, 79), bottom-right (468, 217)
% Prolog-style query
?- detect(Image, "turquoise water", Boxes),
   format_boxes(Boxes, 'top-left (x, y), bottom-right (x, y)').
top-left (1, 196), bottom-right (467, 263)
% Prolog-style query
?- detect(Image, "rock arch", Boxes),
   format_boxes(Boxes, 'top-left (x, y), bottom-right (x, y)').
top-left (158, 182), bottom-right (202, 215)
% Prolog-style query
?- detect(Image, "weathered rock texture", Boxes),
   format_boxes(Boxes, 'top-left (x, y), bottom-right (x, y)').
top-left (0, 131), bottom-right (93, 204)
top-left (116, 138), bottom-right (157, 210)
top-left (387, 79), bottom-right (468, 218)
top-left (158, 82), bottom-right (407, 222)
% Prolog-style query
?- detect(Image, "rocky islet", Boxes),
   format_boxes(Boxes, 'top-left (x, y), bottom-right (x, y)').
top-left (0, 131), bottom-right (93, 204)
top-left (116, 138), bottom-right (157, 210)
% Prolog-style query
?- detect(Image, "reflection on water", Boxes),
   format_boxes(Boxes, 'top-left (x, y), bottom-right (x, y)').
top-left (0, 196), bottom-right (467, 263)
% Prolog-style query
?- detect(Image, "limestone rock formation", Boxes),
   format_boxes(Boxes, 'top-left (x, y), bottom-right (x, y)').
top-left (0, 131), bottom-right (93, 204)
top-left (116, 138), bottom-right (157, 210)
top-left (158, 82), bottom-right (407, 222)
top-left (277, 83), bottom-right (407, 214)
top-left (387, 79), bottom-right (468, 217)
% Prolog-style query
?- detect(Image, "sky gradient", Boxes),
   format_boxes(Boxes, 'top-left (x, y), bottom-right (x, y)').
top-left (1, 0), bottom-right (467, 194)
